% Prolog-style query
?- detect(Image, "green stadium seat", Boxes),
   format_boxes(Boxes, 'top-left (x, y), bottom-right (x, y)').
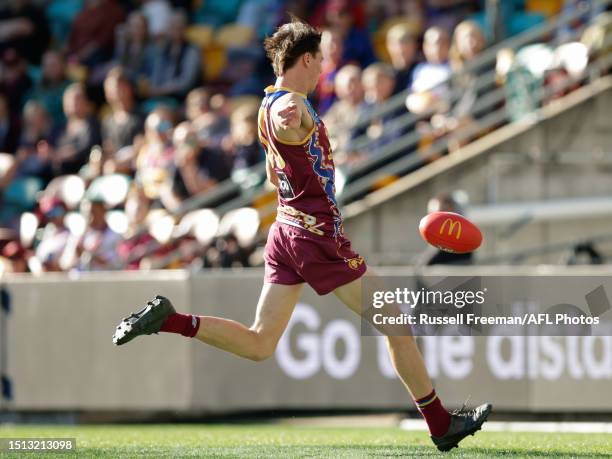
top-left (46, 0), bottom-right (84, 45)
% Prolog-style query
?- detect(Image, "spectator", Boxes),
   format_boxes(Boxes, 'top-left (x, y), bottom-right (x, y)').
top-left (102, 67), bottom-right (143, 168)
top-left (161, 122), bottom-right (230, 211)
top-left (15, 101), bottom-right (55, 183)
top-left (350, 63), bottom-right (404, 161)
top-left (141, 10), bottom-right (201, 101)
top-left (34, 197), bottom-right (70, 271)
top-left (70, 198), bottom-right (123, 271)
top-left (118, 185), bottom-right (155, 269)
top-left (140, 0), bottom-right (173, 38)
top-left (386, 23), bottom-right (419, 93)
top-left (557, 0), bottom-right (606, 42)
top-left (0, 93), bottom-right (20, 153)
top-left (1, 240), bottom-right (28, 272)
top-left (315, 28), bottom-right (345, 114)
top-left (25, 50), bottom-right (71, 128)
top-left (225, 104), bottom-right (263, 176)
top-left (53, 83), bottom-right (101, 176)
top-left (406, 26), bottom-right (452, 115)
top-left (135, 106), bottom-right (175, 201)
top-left (0, 0), bottom-right (50, 65)
top-left (425, 0), bottom-right (479, 32)
top-left (186, 87), bottom-right (212, 123)
top-left (449, 20), bottom-right (488, 118)
top-left (323, 64), bottom-right (364, 161)
top-left (422, 20), bottom-right (488, 153)
top-left (215, 233), bottom-right (250, 268)
top-left (113, 11), bottom-right (153, 82)
top-left (362, 62), bottom-right (397, 104)
top-left (66, 0), bottom-right (125, 67)
top-left (186, 88), bottom-right (230, 151)
top-left (0, 48), bottom-right (32, 116)
top-left (324, 0), bottom-right (376, 67)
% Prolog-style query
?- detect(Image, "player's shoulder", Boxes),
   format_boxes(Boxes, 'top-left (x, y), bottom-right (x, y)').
top-left (272, 91), bottom-right (306, 112)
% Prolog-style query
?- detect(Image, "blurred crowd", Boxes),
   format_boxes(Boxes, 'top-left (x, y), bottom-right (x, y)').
top-left (0, 0), bottom-right (610, 274)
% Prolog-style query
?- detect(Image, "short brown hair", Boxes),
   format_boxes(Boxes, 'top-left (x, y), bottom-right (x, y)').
top-left (263, 18), bottom-right (322, 77)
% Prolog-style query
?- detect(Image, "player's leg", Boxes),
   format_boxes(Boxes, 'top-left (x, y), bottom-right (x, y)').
top-left (113, 282), bottom-right (303, 362)
top-left (333, 267), bottom-right (433, 400)
top-left (193, 282), bottom-right (303, 361)
top-left (333, 267), bottom-right (491, 451)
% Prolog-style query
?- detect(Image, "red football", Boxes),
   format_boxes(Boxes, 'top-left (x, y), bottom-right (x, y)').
top-left (419, 211), bottom-right (482, 254)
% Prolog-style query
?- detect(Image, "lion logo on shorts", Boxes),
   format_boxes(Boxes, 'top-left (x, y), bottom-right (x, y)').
top-left (347, 256), bottom-right (365, 270)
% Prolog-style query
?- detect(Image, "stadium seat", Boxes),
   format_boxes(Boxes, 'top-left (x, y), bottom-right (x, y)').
top-left (66, 63), bottom-right (88, 82)
top-left (516, 43), bottom-right (555, 78)
top-left (146, 209), bottom-right (175, 244)
top-left (105, 210), bottom-right (129, 236)
top-left (3, 177), bottom-right (43, 212)
top-left (27, 65), bottom-right (42, 85)
top-left (64, 211), bottom-right (86, 237)
top-left (217, 207), bottom-right (260, 247)
top-left (250, 191), bottom-right (277, 229)
top-left (526, 0), bottom-right (563, 17)
top-left (43, 175), bottom-right (85, 210)
top-left (0, 153), bottom-right (14, 176)
top-left (193, 0), bottom-right (243, 28)
top-left (19, 212), bottom-right (39, 248)
top-left (46, 0), bottom-right (84, 45)
top-left (87, 174), bottom-right (131, 208)
top-left (202, 45), bottom-right (227, 81)
top-left (554, 42), bottom-right (589, 78)
top-left (215, 24), bottom-right (255, 48)
top-left (471, 1), bottom-right (546, 39)
top-left (175, 209), bottom-right (220, 246)
top-left (508, 12), bottom-right (546, 37)
top-left (140, 97), bottom-right (180, 114)
top-left (186, 25), bottom-right (214, 48)
top-left (371, 174), bottom-right (399, 191)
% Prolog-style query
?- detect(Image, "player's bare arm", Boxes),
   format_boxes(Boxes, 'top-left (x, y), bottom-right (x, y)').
top-left (265, 153), bottom-right (280, 188)
top-left (270, 93), bottom-right (313, 144)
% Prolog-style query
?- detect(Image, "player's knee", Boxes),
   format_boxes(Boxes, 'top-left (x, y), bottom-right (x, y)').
top-left (385, 334), bottom-right (416, 349)
top-left (249, 344), bottom-right (275, 362)
top-left (248, 335), bottom-right (277, 362)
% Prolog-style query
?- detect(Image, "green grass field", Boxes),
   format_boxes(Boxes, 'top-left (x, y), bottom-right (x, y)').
top-left (1, 424), bottom-right (611, 458)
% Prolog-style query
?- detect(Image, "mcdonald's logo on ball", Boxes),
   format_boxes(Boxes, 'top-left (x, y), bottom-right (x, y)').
top-left (419, 211), bottom-right (482, 253)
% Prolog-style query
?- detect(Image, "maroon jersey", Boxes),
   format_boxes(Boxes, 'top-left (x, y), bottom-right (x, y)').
top-left (258, 86), bottom-right (343, 238)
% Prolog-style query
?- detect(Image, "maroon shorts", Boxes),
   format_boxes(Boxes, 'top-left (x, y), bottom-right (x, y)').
top-left (264, 222), bottom-right (367, 295)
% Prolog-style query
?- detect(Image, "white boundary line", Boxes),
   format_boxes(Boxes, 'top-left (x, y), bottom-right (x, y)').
top-left (400, 419), bottom-right (612, 433)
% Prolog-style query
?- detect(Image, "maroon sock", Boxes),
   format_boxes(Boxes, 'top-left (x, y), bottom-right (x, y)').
top-left (160, 313), bottom-right (201, 337)
top-left (415, 389), bottom-right (451, 437)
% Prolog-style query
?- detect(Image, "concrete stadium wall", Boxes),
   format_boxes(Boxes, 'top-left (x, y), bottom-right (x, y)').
top-left (1, 268), bottom-right (612, 414)
top-left (342, 77), bottom-right (612, 265)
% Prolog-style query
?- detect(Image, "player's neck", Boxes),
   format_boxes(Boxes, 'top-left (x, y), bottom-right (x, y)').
top-left (274, 75), bottom-right (310, 98)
